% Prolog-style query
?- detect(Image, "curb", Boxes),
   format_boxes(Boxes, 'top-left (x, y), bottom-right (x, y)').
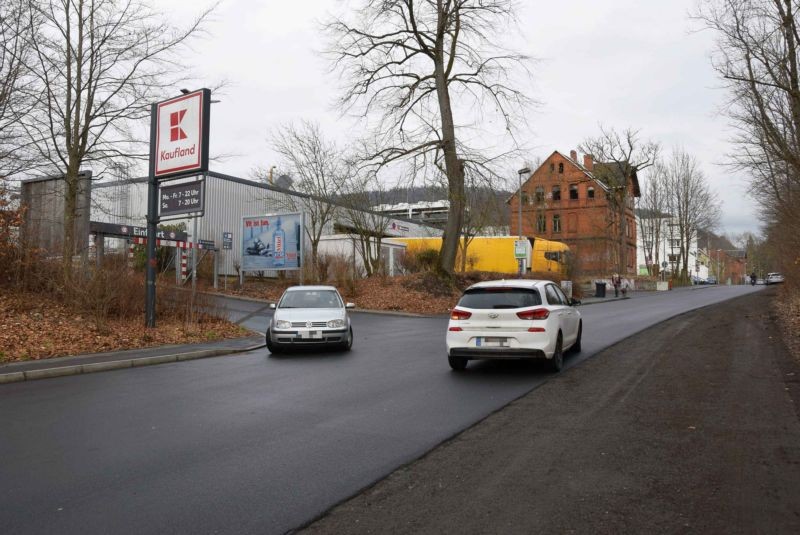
top-left (0, 343), bottom-right (265, 385)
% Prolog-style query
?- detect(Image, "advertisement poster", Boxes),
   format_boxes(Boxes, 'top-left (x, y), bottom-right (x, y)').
top-left (241, 213), bottom-right (303, 271)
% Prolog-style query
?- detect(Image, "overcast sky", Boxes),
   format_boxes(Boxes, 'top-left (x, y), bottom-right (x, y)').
top-left (164, 0), bottom-right (758, 237)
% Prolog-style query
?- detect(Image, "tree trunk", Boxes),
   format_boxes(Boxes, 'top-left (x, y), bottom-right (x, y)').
top-left (616, 198), bottom-right (627, 275)
top-left (62, 162), bottom-right (80, 277)
top-left (434, 14), bottom-right (464, 275)
top-left (311, 241), bottom-right (320, 282)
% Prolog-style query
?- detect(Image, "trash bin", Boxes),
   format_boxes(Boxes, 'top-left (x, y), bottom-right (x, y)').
top-left (594, 282), bottom-right (606, 298)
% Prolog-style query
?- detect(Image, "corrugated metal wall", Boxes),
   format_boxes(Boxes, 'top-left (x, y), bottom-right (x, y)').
top-left (92, 173), bottom-right (441, 276)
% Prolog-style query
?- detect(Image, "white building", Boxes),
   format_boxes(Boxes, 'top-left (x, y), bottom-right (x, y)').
top-left (636, 211), bottom-right (708, 281)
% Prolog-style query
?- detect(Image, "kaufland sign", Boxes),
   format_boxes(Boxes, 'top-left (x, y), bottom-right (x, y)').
top-left (152, 89), bottom-right (210, 179)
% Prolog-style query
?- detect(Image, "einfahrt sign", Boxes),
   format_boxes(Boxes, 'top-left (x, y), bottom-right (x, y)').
top-left (153, 89), bottom-right (210, 179)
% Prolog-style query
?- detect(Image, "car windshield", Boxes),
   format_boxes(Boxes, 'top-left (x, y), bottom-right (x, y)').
top-left (279, 290), bottom-right (342, 309)
top-left (457, 288), bottom-right (542, 309)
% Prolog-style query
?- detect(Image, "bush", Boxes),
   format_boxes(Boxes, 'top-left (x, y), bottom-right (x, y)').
top-left (400, 248), bottom-right (440, 273)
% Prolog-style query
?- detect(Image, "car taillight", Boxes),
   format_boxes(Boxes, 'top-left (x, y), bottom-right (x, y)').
top-left (450, 309), bottom-right (472, 320)
top-left (517, 308), bottom-right (549, 320)
top-left (527, 327), bottom-right (545, 332)
top-left (448, 327), bottom-right (463, 332)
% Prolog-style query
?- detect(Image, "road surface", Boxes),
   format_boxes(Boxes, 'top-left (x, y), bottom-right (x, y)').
top-left (0, 285), bottom-right (764, 534)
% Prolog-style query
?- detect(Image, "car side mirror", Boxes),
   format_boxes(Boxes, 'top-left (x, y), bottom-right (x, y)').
top-left (345, 302), bottom-right (356, 309)
top-left (269, 303), bottom-right (276, 309)
top-left (569, 298), bottom-right (581, 307)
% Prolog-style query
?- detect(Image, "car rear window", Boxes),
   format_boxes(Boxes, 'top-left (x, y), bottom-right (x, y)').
top-left (457, 288), bottom-right (542, 309)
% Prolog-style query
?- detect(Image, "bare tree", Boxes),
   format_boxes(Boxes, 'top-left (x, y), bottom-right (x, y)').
top-left (662, 148), bottom-right (722, 281)
top-left (21, 0), bottom-right (213, 272)
top-left (325, 0), bottom-right (531, 274)
top-left (580, 126), bottom-right (660, 274)
top-left (339, 172), bottom-right (394, 277)
top-left (0, 0), bottom-right (35, 179)
top-left (459, 167), bottom-right (506, 272)
top-left (266, 121), bottom-right (350, 282)
top-left (637, 164), bottom-right (669, 276)
top-left (698, 0), bottom-right (800, 281)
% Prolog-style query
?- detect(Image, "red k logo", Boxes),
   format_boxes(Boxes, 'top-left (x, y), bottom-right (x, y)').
top-left (169, 110), bottom-right (187, 141)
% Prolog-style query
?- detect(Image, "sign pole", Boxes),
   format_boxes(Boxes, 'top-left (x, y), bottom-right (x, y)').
top-left (146, 102), bottom-right (158, 328)
top-left (147, 88), bottom-right (210, 326)
top-left (192, 207), bottom-right (198, 297)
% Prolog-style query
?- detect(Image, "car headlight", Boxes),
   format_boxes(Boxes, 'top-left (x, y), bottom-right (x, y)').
top-left (327, 319), bottom-right (346, 328)
top-left (275, 320), bottom-right (292, 330)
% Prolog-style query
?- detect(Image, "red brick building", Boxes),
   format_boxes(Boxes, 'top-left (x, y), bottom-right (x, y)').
top-left (509, 150), bottom-right (640, 275)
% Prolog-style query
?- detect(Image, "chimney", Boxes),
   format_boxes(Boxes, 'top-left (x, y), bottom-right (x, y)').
top-left (570, 150), bottom-right (577, 161)
top-left (584, 154), bottom-right (594, 171)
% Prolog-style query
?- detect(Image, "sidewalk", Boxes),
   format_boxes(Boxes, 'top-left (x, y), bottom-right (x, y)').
top-left (578, 282), bottom-right (714, 305)
top-left (0, 333), bottom-right (264, 385)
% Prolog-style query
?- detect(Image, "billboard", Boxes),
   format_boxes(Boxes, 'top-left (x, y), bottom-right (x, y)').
top-left (241, 213), bottom-right (303, 271)
top-left (153, 89), bottom-right (210, 179)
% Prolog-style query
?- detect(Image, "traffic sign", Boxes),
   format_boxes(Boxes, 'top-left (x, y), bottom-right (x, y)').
top-left (514, 240), bottom-right (527, 259)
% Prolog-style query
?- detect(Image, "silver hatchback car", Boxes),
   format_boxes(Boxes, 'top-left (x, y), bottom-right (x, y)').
top-left (267, 286), bottom-right (355, 353)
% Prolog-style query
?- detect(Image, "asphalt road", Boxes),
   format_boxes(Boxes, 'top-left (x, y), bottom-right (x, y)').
top-left (0, 285), bottom-right (763, 534)
top-left (303, 287), bottom-right (800, 534)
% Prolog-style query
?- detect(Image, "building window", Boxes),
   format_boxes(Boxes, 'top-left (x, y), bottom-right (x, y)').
top-left (550, 163), bottom-right (555, 172)
top-left (553, 214), bottom-right (561, 233)
top-left (558, 163), bottom-right (564, 173)
top-left (535, 186), bottom-right (544, 203)
top-left (587, 186), bottom-right (595, 199)
top-left (521, 192), bottom-right (529, 205)
top-left (552, 185), bottom-right (561, 201)
top-left (536, 214), bottom-right (546, 233)
top-left (569, 184), bottom-right (578, 200)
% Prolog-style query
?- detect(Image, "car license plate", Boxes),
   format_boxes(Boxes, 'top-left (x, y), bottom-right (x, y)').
top-left (477, 337), bottom-right (509, 347)
top-left (299, 331), bottom-right (322, 339)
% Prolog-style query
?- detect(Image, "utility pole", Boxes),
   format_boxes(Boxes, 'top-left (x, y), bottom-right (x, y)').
top-left (517, 167), bottom-right (531, 278)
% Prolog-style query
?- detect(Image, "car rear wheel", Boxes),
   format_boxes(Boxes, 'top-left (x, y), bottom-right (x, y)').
top-left (448, 355), bottom-right (468, 371)
top-left (549, 332), bottom-right (564, 372)
top-left (572, 322), bottom-right (582, 353)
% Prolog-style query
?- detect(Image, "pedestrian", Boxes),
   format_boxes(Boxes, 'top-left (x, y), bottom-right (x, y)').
top-left (612, 273), bottom-right (621, 298)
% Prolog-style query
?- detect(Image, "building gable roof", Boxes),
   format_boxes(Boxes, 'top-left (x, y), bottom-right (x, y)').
top-left (509, 150), bottom-right (646, 202)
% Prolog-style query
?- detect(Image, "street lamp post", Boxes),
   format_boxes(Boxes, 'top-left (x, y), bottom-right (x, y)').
top-left (517, 167), bottom-right (531, 277)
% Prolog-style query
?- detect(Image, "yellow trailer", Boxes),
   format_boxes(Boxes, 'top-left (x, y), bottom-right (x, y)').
top-left (395, 236), bottom-right (569, 274)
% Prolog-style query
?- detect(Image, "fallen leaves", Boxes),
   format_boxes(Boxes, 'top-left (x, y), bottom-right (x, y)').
top-left (773, 287), bottom-right (800, 364)
top-left (0, 292), bottom-right (246, 364)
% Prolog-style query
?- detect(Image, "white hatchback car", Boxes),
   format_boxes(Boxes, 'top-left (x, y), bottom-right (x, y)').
top-left (267, 286), bottom-right (355, 353)
top-left (766, 272), bottom-right (785, 285)
top-left (446, 279), bottom-right (582, 372)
